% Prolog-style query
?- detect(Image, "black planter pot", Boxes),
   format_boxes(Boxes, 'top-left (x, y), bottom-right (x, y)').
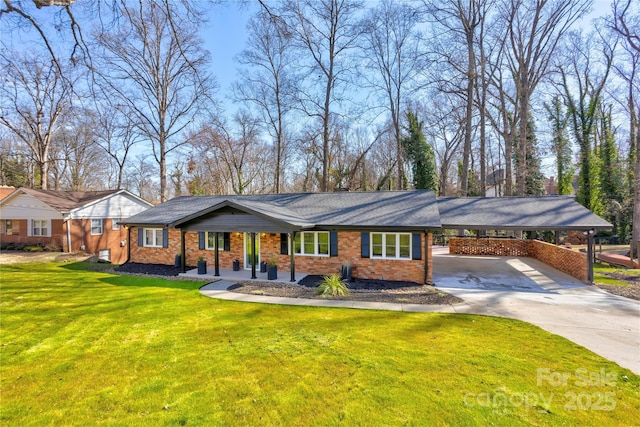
top-left (174, 254), bottom-right (181, 268)
top-left (267, 265), bottom-right (277, 280)
top-left (260, 261), bottom-right (267, 273)
top-left (232, 260), bottom-right (240, 271)
top-left (197, 260), bottom-right (207, 275)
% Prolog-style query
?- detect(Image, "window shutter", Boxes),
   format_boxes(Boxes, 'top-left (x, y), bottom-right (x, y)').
top-left (330, 232), bottom-right (338, 257)
top-left (162, 229), bottom-right (169, 248)
top-left (412, 233), bottom-right (422, 260)
top-left (361, 232), bottom-right (370, 258)
top-left (280, 233), bottom-right (289, 255)
top-left (223, 233), bottom-right (231, 251)
top-left (138, 228), bottom-right (144, 246)
top-left (198, 231), bottom-right (205, 250)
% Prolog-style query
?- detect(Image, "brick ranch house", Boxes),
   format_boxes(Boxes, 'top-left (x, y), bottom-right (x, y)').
top-left (120, 190), bottom-right (611, 284)
top-left (0, 188), bottom-right (154, 264)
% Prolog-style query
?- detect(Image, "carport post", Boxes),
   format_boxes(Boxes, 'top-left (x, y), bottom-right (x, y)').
top-left (586, 229), bottom-right (595, 283)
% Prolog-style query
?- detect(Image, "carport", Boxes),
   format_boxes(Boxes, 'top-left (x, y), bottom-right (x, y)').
top-left (436, 196), bottom-right (612, 283)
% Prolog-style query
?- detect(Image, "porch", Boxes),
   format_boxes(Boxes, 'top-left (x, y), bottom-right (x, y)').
top-left (180, 266), bottom-right (309, 284)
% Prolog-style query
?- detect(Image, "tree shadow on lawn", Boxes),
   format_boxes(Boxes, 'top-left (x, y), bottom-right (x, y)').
top-left (60, 261), bottom-right (207, 291)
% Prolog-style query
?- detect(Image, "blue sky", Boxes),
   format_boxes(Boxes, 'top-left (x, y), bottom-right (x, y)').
top-left (201, 0), bottom-right (613, 114)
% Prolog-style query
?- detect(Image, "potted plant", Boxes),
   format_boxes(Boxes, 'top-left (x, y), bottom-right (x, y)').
top-left (260, 260), bottom-right (267, 273)
top-left (341, 260), bottom-right (353, 282)
top-left (197, 256), bottom-right (207, 274)
top-left (174, 253), bottom-right (181, 268)
top-left (267, 257), bottom-right (277, 280)
top-left (232, 259), bottom-right (240, 271)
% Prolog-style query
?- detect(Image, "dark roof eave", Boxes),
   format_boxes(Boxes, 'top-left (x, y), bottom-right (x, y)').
top-left (440, 224), bottom-right (612, 231)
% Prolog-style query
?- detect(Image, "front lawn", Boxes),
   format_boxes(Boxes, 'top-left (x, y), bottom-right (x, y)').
top-left (1, 262), bottom-right (638, 426)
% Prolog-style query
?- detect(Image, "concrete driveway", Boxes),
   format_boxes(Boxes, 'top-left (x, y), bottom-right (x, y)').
top-left (432, 247), bottom-right (640, 374)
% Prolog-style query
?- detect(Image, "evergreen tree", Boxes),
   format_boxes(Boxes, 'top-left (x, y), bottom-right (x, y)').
top-left (401, 111), bottom-right (438, 191)
top-left (514, 117), bottom-right (545, 196)
top-left (544, 97), bottom-right (574, 195)
top-left (599, 108), bottom-right (625, 235)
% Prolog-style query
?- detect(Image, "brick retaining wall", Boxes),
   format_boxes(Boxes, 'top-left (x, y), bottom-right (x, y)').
top-left (449, 237), bottom-right (588, 282)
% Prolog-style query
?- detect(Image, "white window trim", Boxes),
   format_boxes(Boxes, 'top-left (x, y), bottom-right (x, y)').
top-left (205, 232), bottom-right (225, 251)
top-left (294, 231), bottom-right (330, 257)
top-left (112, 219), bottom-right (120, 230)
top-left (30, 219), bottom-right (50, 237)
top-left (4, 219), bottom-right (12, 235)
top-left (91, 219), bottom-right (103, 235)
top-left (144, 228), bottom-right (163, 248)
top-left (371, 232), bottom-right (412, 260)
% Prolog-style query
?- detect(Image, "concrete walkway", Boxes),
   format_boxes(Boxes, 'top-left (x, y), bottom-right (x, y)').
top-left (198, 256), bottom-right (640, 375)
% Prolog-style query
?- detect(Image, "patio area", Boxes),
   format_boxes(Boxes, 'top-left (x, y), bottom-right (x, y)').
top-left (179, 267), bottom-right (309, 284)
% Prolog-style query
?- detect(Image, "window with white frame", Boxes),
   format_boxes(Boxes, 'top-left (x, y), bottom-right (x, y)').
top-left (294, 231), bottom-right (329, 256)
top-left (112, 219), bottom-right (120, 230)
top-left (205, 232), bottom-right (225, 250)
top-left (371, 232), bottom-right (411, 259)
top-left (91, 219), bottom-right (103, 235)
top-left (144, 228), bottom-right (163, 247)
top-left (32, 219), bottom-right (49, 236)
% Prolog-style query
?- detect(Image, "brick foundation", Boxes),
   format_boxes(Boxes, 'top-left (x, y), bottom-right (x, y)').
top-left (129, 228), bottom-right (433, 284)
top-left (449, 237), bottom-right (588, 282)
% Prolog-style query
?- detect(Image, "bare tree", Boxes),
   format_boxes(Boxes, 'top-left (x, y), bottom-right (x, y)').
top-left (557, 28), bottom-right (614, 213)
top-left (0, 50), bottom-right (72, 189)
top-left (427, 0), bottom-right (488, 196)
top-left (501, 0), bottom-right (590, 196)
top-left (362, 0), bottom-right (425, 190)
top-left (233, 8), bottom-right (295, 193)
top-left (281, 0), bottom-right (363, 192)
top-left (610, 0), bottom-right (640, 263)
top-left (94, 1), bottom-right (213, 202)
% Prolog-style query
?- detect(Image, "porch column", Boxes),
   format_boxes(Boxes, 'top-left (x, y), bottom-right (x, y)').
top-left (214, 232), bottom-right (220, 277)
top-left (289, 231), bottom-right (296, 282)
top-left (180, 229), bottom-right (186, 273)
top-left (424, 231), bottom-right (433, 285)
top-left (250, 232), bottom-right (257, 279)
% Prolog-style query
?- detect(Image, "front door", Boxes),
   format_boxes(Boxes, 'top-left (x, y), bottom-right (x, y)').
top-left (243, 233), bottom-right (260, 270)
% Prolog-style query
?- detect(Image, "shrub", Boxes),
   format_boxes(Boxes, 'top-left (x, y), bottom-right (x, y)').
top-left (316, 274), bottom-right (349, 297)
top-left (24, 245), bottom-right (44, 252)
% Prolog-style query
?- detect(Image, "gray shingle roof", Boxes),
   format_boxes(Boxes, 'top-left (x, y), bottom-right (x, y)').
top-left (122, 192), bottom-right (611, 231)
top-left (437, 196), bottom-right (612, 230)
top-left (122, 190), bottom-right (442, 230)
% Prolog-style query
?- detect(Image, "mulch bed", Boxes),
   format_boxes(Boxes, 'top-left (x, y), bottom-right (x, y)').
top-left (595, 272), bottom-right (640, 301)
top-left (113, 264), bottom-right (462, 305)
top-left (230, 275), bottom-right (463, 305)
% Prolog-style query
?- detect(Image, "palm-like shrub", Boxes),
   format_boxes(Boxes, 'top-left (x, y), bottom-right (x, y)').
top-left (316, 274), bottom-right (350, 297)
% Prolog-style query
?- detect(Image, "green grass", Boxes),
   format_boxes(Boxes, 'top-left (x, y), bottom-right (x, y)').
top-left (594, 263), bottom-right (640, 286)
top-left (1, 262), bottom-right (639, 426)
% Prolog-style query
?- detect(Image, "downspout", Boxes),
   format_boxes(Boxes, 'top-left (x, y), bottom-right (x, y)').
top-left (65, 216), bottom-right (72, 253)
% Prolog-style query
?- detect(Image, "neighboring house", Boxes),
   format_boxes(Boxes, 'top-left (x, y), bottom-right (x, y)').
top-left (485, 169), bottom-right (505, 197)
top-left (121, 190), bottom-right (611, 284)
top-left (0, 188), bottom-right (154, 263)
top-left (0, 186), bottom-right (15, 201)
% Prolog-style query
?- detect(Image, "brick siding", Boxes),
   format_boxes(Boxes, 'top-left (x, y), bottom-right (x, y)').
top-left (130, 228), bottom-right (433, 284)
top-left (449, 237), bottom-right (588, 282)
